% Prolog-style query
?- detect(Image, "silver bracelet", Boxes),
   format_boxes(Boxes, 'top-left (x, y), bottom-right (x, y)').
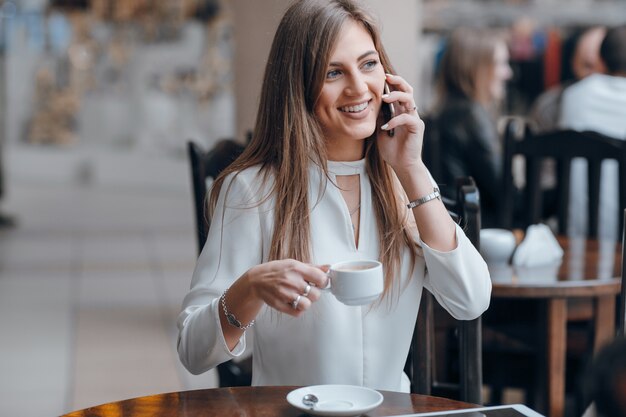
top-left (406, 187), bottom-right (441, 209)
top-left (221, 288), bottom-right (255, 331)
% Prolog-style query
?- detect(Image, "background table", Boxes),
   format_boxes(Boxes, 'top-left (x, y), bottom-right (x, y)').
top-left (61, 386), bottom-right (479, 417)
top-left (488, 236), bottom-right (622, 417)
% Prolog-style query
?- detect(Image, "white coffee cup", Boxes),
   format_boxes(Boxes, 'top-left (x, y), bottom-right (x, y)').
top-left (324, 260), bottom-right (384, 306)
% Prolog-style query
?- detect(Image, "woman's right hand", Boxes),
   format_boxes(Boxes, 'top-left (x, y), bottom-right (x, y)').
top-left (246, 259), bottom-right (329, 316)
top-left (220, 259), bottom-right (329, 349)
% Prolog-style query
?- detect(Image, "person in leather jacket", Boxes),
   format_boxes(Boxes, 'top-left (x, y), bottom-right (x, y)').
top-left (432, 28), bottom-right (512, 228)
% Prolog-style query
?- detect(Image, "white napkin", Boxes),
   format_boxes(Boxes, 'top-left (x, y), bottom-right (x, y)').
top-left (512, 224), bottom-right (564, 267)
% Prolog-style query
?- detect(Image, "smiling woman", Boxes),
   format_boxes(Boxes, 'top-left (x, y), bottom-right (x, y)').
top-left (176, 0), bottom-right (491, 392)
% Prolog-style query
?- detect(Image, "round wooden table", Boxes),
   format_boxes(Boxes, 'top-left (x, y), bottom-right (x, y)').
top-left (60, 386), bottom-right (479, 417)
top-left (491, 236), bottom-right (621, 297)
top-left (487, 235), bottom-right (622, 417)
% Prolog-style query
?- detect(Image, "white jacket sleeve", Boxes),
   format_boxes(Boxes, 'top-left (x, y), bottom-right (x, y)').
top-left (420, 223), bottom-right (491, 319)
top-left (177, 172), bottom-right (263, 374)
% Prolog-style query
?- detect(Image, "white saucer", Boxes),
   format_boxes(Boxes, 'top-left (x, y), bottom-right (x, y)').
top-left (286, 385), bottom-right (384, 416)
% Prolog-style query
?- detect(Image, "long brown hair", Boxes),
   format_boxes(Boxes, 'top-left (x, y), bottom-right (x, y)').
top-left (209, 0), bottom-right (418, 298)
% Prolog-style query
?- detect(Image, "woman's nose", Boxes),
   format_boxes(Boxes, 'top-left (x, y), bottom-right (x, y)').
top-left (345, 73), bottom-right (369, 96)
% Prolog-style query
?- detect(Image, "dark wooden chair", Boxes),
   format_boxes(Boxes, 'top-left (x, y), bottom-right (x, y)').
top-left (187, 138), bottom-right (249, 387)
top-left (406, 176), bottom-right (483, 405)
top-left (188, 139), bottom-right (246, 253)
top-left (500, 119), bottom-right (626, 239)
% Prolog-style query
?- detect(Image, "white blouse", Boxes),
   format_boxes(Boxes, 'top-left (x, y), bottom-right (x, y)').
top-left (177, 159), bottom-right (491, 392)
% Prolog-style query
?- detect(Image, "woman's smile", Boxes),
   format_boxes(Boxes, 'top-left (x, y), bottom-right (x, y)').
top-left (338, 100), bottom-right (373, 119)
top-left (339, 100), bottom-right (370, 113)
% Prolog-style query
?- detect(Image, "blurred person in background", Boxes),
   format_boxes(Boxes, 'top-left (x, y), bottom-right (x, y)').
top-left (528, 26), bottom-right (607, 133)
top-left (524, 26), bottom-right (606, 213)
top-left (432, 27), bottom-right (513, 228)
top-left (559, 25), bottom-right (626, 240)
top-left (559, 25), bottom-right (626, 137)
top-left (581, 337), bottom-right (626, 417)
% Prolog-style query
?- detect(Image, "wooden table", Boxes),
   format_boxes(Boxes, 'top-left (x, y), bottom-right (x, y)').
top-left (488, 236), bottom-right (622, 417)
top-left (60, 386), bottom-right (479, 417)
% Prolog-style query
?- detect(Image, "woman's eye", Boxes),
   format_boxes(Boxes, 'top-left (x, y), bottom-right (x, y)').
top-left (362, 60), bottom-right (378, 70)
top-left (326, 69), bottom-right (342, 79)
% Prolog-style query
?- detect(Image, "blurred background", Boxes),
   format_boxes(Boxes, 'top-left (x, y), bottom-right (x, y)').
top-left (0, 0), bottom-right (624, 416)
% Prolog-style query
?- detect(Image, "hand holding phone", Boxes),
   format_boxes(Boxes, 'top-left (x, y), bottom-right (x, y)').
top-left (382, 82), bottom-right (395, 137)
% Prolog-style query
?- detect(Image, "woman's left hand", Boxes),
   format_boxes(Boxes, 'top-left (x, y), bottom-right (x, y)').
top-left (377, 73), bottom-right (425, 176)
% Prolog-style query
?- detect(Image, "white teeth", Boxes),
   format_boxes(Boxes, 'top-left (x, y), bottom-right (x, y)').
top-left (340, 102), bottom-right (368, 113)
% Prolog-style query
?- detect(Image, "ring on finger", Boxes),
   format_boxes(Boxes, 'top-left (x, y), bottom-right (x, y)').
top-left (291, 295), bottom-right (302, 310)
top-left (302, 283), bottom-right (312, 297)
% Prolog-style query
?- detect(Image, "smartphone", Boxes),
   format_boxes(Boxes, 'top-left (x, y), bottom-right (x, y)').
top-left (392, 404), bottom-right (545, 417)
top-left (382, 82), bottom-right (395, 137)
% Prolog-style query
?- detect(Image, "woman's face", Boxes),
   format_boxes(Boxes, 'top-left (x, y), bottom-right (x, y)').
top-left (488, 41), bottom-right (513, 102)
top-left (314, 20), bottom-right (385, 159)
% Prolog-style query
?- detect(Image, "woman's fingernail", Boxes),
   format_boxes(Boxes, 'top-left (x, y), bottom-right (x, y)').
top-left (382, 94), bottom-right (389, 98)
top-left (386, 73), bottom-right (394, 78)
top-left (381, 123), bottom-right (389, 130)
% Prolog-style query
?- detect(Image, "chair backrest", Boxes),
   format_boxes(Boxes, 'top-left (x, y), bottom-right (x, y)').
top-left (187, 139), bottom-right (245, 255)
top-left (500, 120), bottom-right (626, 238)
top-left (407, 176), bottom-right (483, 405)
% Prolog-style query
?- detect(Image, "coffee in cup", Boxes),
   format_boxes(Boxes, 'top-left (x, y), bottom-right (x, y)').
top-left (324, 260), bottom-right (383, 306)
top-left (333, 264), bottom-right (372, 272)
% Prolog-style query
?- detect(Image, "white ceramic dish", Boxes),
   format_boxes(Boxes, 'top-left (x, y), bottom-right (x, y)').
top-left (286, 385), bottom-right (384, 416)
top-left (479, 228), bottom-right (517, 264)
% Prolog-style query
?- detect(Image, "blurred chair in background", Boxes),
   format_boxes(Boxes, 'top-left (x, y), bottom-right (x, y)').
top-left (406, 176), bottom-right (483, 405)
top-left (188, 139), bottom-right (246, 252)
top-left (500, 119), bottom-right (626, 239)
